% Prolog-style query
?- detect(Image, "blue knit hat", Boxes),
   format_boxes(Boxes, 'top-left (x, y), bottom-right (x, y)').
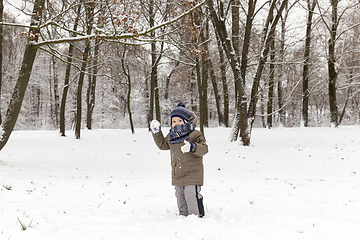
top-left (170, 102), bottom-right (191, 123)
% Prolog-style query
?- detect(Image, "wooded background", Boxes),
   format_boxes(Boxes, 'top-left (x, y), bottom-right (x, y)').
top-left (1, 0), bottom-right (359, 147)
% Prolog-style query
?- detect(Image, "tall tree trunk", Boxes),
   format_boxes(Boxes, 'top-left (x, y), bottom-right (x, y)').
top-left (31, 84), bottom-right (41, 118)
top-left (267, 27), bottom-right (275, 129)
top-left (0, 0), bottom-right (3, 123)
top-left (261, 92), bottom-right (266, 128)
top-left (49, 60), bottom-right (54, 124)
top-left (87, 4), bottom-right (105, 130)
top-left (302, 0), bottom-right (316, 127)
top-left (60, 4), bottom-right (81, 136)
top-left (207, 0), bottom-right (249, 145)
top-left (86, 41), bottom-right (99, 130)
top-left (126, 68), bottom-right (134, 134)
top-left (155, 43), bottom-right (163, 122)
top-left (231, 0), bottom-right (241, 66)
top-left (196, 57), bottom-right (204, 133)
top-left (52, 55), bottom-right (60, 127)
top-left (231, 0), bottom-right (255, 141)
top-left (147, 0), bottom-right (161, 123)
top-left (340, 23), bottom-right (358, 124)
top-left (149, 42), bottom-right (163, 123)
top-left (121, 49), bottom-right (135, 133)
top-left (230, 0), bottom-right (241, 139)
top-left (75, 2), bottom-right (94, 139)
top-left (278, 1), bottom-right (288, 127)
top-left (164, 61), bottom-right (179, 100)
top-left (193, 6), bottom-right (206, 132)
top-left (86, 70), bottom-right (95, 130)
top-left (338, 78), bottom-right (352, 125)
top-left (208, 57), bottom-right (224, 125)
top-left (200, 31), bottom-right (208, 128)
top-left (190, 68), bottom-right (197, 113)
top-left (216, 33), bottom-right (229, 127)
top-left (75, 48), bottom-right (90, 138)
top-left (0, 0), bottom-right (45, 150)
top-left (328, 0), bottom-right (338, 127)
top-left (247, 0), bottom-right (287, 130)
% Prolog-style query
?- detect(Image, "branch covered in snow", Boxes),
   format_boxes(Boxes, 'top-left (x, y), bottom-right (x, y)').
top-left (5, 0), bottom-right (207, 48)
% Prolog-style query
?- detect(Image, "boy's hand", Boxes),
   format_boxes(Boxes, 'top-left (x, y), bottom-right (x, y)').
top-left (181, 140), bottom-right (194, 153)
top-left (150, 120), bottom-right (161, 134)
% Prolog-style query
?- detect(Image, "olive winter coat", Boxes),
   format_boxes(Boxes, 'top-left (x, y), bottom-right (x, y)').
top-left (152, 129), bottom-right (208, 187)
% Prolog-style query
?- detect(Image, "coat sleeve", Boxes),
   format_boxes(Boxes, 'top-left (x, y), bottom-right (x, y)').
top-left (192, 132), bottom-right (208, 157)
top-left (152, 131), bottom-right (170, 150)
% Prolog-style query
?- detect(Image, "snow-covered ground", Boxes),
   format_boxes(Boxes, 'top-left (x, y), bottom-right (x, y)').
top-left (1, 126), bottom-right (360, 240)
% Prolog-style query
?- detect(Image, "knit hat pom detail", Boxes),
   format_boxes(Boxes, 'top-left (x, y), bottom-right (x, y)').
top-left (177, 102), bottom-right (186, 108)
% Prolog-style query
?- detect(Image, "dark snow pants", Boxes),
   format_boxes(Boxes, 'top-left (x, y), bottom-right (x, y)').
top-left (175, 185), bottom-right (204, 217)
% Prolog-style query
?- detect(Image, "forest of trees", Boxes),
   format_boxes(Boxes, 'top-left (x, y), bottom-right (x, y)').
top-left (0, 0), bottom-right (359, 149)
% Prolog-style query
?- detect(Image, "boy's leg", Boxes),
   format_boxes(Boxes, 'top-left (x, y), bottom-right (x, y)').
top-left (175, 186), bottom-right (188, 216)
top-left (184, 185), bottom-right (205, 217)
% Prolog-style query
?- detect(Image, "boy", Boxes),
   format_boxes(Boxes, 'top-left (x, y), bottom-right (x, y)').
top-left (150, 102), bottom-right (208, 217)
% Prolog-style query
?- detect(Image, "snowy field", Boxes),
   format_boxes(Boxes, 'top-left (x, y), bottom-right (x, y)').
top-left (1, 126), bottom-right (360, 240)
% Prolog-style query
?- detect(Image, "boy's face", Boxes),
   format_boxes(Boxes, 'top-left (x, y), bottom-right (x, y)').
top-left (171, 117), bottom-right (184, 127)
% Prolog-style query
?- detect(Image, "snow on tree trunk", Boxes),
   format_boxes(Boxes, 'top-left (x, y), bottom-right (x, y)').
top-left (207, 0), bottom-right (250, 145)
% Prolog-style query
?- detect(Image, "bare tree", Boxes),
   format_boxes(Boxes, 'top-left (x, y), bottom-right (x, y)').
top-left (120, 48), bottom-right (135, 133)
top-left (267, 13), bottom-right (275, 129)
top-left (75, 1), bottom-right (94, 139)
top-left (230, 0), bottom-right (256, 141)
top-left (86, 7), bottom-right (104, 130)
top-left (317, 0), bottom-right (360, 126)
top-left (302, 0), bottom-right (317, 127)
top-left (216, 34), bottom-right (229, 127)
top-left (60, 4), bottom-right (81, 137)
top-left (199, 9), bottom-right (209, 128)
top-left (327, 0), bottom-right (339, 127)
top-left (207, 0), bottom-right (250, 145)
top-left (0, 0), bottom-right (45, 150)
top-left (277, 0), bottom-right (288, 127)
top-left (247, 0), bottom-right (288, 131)
top-left (147, 0), bottom-right (160, 125)
top-left (0, 0), bottom-right (206, 148)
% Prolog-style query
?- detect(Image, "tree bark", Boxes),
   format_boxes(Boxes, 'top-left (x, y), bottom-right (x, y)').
top-left (230, 0), bottom-right (241, 138)
top-left (86, 4), bottom-right (104, 131)
top-left (60, 4), bottom-right (81, 136)
top-left (0, 0), bottom-right (3, 123)
top-left (328, 0), bottom-right (339, 127)
top-left (207, 57), bottom-right (224, 126)
top-left (267, 26), bottom-right (275, 129)
top-left (200, 18), bottom-right (209, 128)
top-left (195, 57), bottom-right (204, 133)
top-left (231, 0), bottom-right (255, 141)
top-left (86, 39), bottom-right (99, 130)
top-left (190, 68), bottom-right (197, 113)
top-left (121, 49), bottom-right (135, 133)
top-left (75, 2), bottom-right (94, 139)
top-left (164, 61), bottom-right (179, 100)
top-left (52, 55), bottom-right (60, 127)
top-left (302, 0), bottom-right (316, 127)
top-left (278, 1), bottom-right (288, 127)
top-left (247, 0), bottom-right (288, 130)
top-left (207, 0), bottom-right (249, 145)
top-left (192, 7), bottom-right (206, 132)
top-left (0, 0), bottom-right (45, 150)
top-left (216, 33), bottom-right (229, 127)
top-left (147, 0), bottom-right (161, 124)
